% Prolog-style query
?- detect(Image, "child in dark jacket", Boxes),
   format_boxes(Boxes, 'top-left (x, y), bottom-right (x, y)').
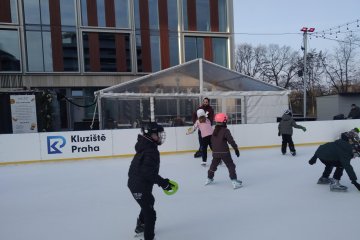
top-left (128, 122), bottom-right (174, 240)
top-left (205, 113), bottom-right (242, 189)
top-left (308, 133), bottom-right (360, 192)
top-left (278, 109), bottom-right (306, 156)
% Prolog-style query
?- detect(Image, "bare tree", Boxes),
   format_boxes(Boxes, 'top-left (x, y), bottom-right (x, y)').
top-left (321, 35), bottom-right (360, 93)
top-left (234, 43), bottom-right (266, 77)
top-left (260, 44), bottom-right (300, 89)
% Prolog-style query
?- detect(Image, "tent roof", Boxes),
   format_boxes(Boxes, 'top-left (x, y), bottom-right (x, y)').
top-left (96, 59), bottom-right (287, 97)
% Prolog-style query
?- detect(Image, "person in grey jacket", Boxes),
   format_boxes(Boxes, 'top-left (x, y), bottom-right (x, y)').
top-left (278, 110), bottom-right (306, 156)
top-left (205, 113), bottom-right (242, 189)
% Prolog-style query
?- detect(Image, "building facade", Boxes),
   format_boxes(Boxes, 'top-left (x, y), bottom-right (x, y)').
top-left (0, 0), bottom-right (234, 130)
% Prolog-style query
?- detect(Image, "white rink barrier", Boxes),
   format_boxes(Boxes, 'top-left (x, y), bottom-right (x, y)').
top-left (0, 119), bottom-right (359, 164)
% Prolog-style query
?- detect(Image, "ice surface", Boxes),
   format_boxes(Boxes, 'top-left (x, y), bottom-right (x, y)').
top-left (0, 145), bottom-right (359, 240)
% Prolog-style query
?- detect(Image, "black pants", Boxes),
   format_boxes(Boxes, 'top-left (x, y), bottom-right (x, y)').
top-left (208, 154), bottom-right (237, 180)
top-left (320, 158), bottom-right (344, 180)
top-left (130, 190), bottom-right (156, 240)
top-left (281, 134), bottom-right (295, 153)
top-left (201, 135), bottom-right (212, 162)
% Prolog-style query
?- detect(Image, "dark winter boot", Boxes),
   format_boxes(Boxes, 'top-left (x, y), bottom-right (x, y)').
top-left (135, 218), bottom-right (145, 234)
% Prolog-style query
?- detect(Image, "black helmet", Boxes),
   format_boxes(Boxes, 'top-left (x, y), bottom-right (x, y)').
top-left (141, 122), bottom-right (166, 145)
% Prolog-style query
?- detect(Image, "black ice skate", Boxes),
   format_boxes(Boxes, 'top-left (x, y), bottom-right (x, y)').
top-left (317, 177), bottom-right (332, 184)
top-left (291, 151), bottom-right (296, 156)
top-left (134, 218), bottom-right (145, 237)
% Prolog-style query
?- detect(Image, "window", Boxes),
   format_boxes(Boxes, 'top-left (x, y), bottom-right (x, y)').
top-left (169, 34), bottom-right (179, 67)
top-left (185, 36), bottom-right (228, 67)
top-left (167, 0), bottom-right (178, 31)
top-left (150, 34), bottom-right (161, 72)
top-left (83, 32), bottom-right (131, 72)
top-left (0, 29), bottom-right (20, 71)
top-left (81, 0), bottom-right (130, 28)
top-left (24, 0), bottom-right (78, 72)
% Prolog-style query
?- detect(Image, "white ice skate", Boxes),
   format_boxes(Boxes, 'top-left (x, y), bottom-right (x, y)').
top-left (330, 179), bottom-right (347, 192)
top-left (232, 179), bottom-right (243, 189)
top-left (205, 178), bottom-right (214, 185)
top-left (201, 162), bottom-right (207, 167)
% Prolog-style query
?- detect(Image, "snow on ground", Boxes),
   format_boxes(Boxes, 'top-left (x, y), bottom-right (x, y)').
top-left (0, 145), bottom-right (359, 240)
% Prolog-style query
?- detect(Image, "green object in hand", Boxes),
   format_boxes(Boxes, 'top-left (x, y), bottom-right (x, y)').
top-left (163, 180), bottom-right (179, 196)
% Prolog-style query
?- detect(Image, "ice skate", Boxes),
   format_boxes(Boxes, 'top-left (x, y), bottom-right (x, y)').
top-left (330, 179), bottom-right (348, 192)
top-left (134, 218), bottom-right (144, 237)
top-left (317, 177), bottom-right (332, 184)
top-left (205, 178), bottom-right (214, 185)
top-left (291, 151), bottom-right (296, 156)
top-left (134, 233), bottom-right (156, 240)
top-left (201, 161), bottom-right (207, 166)
top-left (232, 179), bottom-right (242, 189)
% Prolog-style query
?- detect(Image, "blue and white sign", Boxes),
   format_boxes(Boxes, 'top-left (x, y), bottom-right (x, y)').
top-left (40, 131), bottom-right (113, 160)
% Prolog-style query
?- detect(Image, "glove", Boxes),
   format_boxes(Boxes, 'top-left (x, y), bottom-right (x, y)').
top-left (302, 127), bottom-right (307, 132)
top-left (278, 132), bottom-right (281, 136)
top-left (160, 178), bottom-right (173, 191)
top-left (352, 181), bottom-right (360, 191)
top-left (234, 149), bottom-right (240, 157)
top-left (308, 158), bottom-right (316, 165)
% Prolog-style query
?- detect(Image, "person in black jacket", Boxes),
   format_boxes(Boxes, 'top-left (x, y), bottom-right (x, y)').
top-left (192, 97), bottom-right (215, 158)
top-left (128, 122), bottom-right (173, 240)
top-left (347, 103), bottom-right (360, 119)
top-left (308, 133), bottom-right (360, 192)
top-left (278, 109), bottom-right (306, 156)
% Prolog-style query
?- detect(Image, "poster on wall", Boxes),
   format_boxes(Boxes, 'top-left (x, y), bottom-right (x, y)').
top-left (10, 95), bottom-right (38, 134)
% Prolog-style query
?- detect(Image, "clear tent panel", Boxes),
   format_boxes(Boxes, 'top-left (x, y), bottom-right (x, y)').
top-left (102, 60), bottom-right (201, 94)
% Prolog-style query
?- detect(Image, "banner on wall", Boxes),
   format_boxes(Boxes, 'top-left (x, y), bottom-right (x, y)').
top-left (10, 95), bottom-right (38, 134)
top-left (40, 131), bottom-right (113, 160)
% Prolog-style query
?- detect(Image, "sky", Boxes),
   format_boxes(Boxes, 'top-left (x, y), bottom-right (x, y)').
top-left (1, 146), bottom-right (360, 240)
top-left (233, 0), bottom-right (360, 52)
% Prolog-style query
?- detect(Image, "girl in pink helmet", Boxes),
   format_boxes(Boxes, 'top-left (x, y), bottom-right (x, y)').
top-left (205, 113), bottom-right (242, 189)
top-left (187, 109), bottom-right (213, 166)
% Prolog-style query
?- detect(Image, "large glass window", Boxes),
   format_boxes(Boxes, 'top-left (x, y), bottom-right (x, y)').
top-left (0, 29), bottom-right (20, 71)
top-left (24, 0), bottom-right (78, 72)
top-left (83, 32), bottom-right (132, 72)
top-left (183, 0), bottom-right (228, 32)
top-left (185, 36), bottom-right (228, 67)
top-left (81, 0), bottom-right (130, 28)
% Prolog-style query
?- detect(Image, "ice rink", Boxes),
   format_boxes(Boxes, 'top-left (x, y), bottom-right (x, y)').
top-left (1, 145), bottom-right (359, 240)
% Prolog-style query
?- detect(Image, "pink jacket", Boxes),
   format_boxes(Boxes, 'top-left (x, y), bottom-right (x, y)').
top-left (189, 119), bottom-right (213, 138)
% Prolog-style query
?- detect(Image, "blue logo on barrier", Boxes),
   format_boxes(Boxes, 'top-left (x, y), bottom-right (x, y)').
top-left (47, 136), bottom-right (66, 154)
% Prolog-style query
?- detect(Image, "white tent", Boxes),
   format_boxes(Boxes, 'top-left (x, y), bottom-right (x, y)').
top-left (95, 59), bottom-right (290, 129)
